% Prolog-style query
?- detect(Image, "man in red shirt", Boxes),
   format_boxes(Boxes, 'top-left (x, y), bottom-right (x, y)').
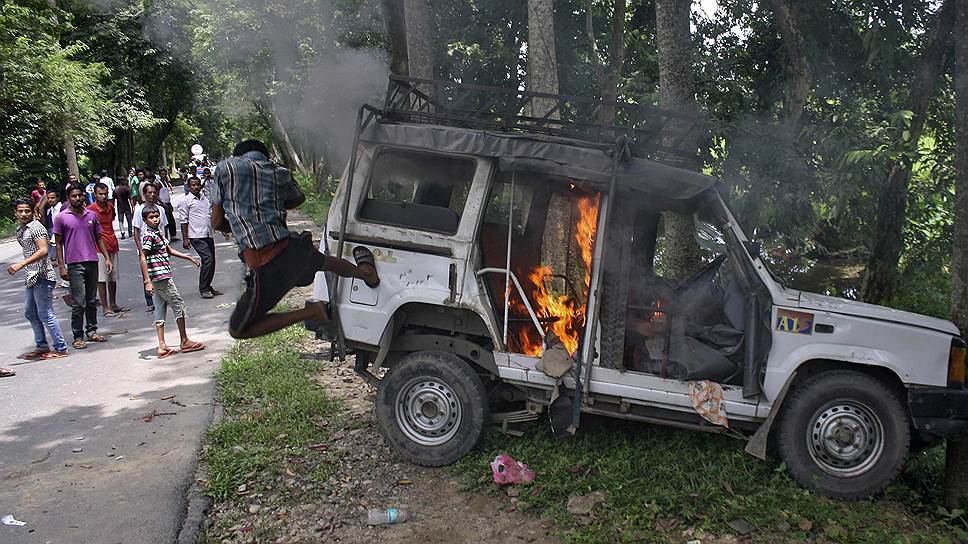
top-left (87, 182), bottom-right (128, 316)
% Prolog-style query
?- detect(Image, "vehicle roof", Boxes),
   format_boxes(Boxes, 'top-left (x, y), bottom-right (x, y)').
top-left (362, 121), bottom-right (716, 201)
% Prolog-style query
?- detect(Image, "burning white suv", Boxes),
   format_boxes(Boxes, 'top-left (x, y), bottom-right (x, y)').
top-left (309, 78), bottom-right (967, 499)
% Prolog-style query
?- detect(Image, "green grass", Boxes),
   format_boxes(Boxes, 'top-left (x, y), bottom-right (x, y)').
top-left (453, 418), bottom-right (967, 543)
top-left (0, 217), bottom-right (17, 239)
top-left (202, 326), bottom-right (342, 502)
top-left (294, 173), bottom-right (334, 226)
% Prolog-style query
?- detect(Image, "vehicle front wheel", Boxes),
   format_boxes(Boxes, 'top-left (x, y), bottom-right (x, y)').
top-left (776, 370), bottom-right (910, 500)
top-left (376, 351), bottom-right (488, 467)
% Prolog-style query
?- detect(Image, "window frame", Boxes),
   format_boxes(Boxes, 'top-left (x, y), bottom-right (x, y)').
top-left (355, 146), bottom-right (479, 235)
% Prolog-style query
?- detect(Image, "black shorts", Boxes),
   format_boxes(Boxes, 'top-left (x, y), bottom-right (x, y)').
top-left (229, 232), bottom-right (326, 336)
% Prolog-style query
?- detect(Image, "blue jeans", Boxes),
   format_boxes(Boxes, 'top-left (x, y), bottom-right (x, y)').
top-left (25, 279), bottom-right (68, 352)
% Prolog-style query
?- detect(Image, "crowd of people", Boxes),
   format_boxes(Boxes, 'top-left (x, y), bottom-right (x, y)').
top-left (3, 163), bottom-right (220, 376)
top-left (3, 140), bottom-right (381, 379)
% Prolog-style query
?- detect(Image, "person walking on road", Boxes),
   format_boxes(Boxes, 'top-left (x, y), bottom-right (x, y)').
top-left (211, 139), bottom-right (379, 339)
top-left (177, 176), bottom-right (223, 298)
top-left (139, 207), bottom-right (205, 358)
top-left (31, 178), bottom-right (47, 208)
top-left (53, 186), bottom-right (113, 349)
top-left (157, 168), bottom-right (178, 240)
top-left (87, 183), bottom-right (129, 316)
top-left (133, 182), bottom-right (167, 312)
top-left (98, 170), bottom-right (115, 200)
top-left (9, 197), bottom-right (69, 360)
top-left (115, 179), bottom-right (134, 239)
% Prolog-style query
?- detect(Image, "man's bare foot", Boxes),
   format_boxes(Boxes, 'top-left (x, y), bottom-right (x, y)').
top-left (181, 340), bottom-right (205, 353)
top-left (306, 300), bottom-right (330, 322)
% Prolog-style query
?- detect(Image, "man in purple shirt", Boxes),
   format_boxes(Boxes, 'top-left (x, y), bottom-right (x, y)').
top-left (53, 186), bottom-right (113, 349)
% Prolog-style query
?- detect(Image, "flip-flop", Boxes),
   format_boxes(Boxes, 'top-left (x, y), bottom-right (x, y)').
top-left (103, 311), bottom-right (116, 317)
top-left (72, 339), bottom-right (87, 350)
top-left (157, 348), bottom-right (177, 359)
top-left (180, 342), bottom-right (206, 353)
top-left (87, 334), bottom-right (108, 343)
top-left (42, 351), bottom-right (68, 360)
top-left (112, 306), bottom-right (131, 313)
top-left (18, 349), bottom-right (49, 360)
top-left (352, 246), bottom-right (380, 288)
top-left (0, 368), bottom-right (15, 377)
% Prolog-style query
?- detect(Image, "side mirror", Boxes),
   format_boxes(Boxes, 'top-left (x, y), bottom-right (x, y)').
top-left (744, 240), bottom-right (761, 259)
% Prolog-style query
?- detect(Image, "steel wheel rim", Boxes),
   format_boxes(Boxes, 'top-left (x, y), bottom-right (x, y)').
top-left (395, 376), bottom-right (462, 446)
top-left (807, 399), bottom-right (885, 478)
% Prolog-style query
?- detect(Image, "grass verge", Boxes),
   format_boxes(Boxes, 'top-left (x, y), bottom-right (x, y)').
top-left (202, 325), bottom-right (341, 503)
top-left (454, 418), bottom-right (967, 543)
top-left (294, 173), bottom-right (333, 226)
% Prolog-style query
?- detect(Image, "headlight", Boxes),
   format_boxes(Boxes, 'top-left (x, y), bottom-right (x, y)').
top-left (949, 337), bottom-right (967, 389)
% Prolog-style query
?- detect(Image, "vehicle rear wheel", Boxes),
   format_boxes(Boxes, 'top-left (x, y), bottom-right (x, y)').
top-left (376, 351), bottom-right (488, 466)
top-left (776, 370), bottom-right (910, 500)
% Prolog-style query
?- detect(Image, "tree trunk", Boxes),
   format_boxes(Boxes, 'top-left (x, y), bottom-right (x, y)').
top-left (384, 0), bottom-right (409, 77)
top-left (63, 137), bottom-right (80, 179)
top-left (271, 113), bottom-right (307, 174)
top-left (768, 0), bottom-right (811, 128)
top-left (404, 0), bottom-right (433, 80)
top-left (655, 0), bottom-right (701, 279)
top-left (586, 0), bottom-right (626, 124)
top-left (861, 0), bottom-right (955, 305)
top-left (527, 0), bottom-right (559, 117)
top-left (945, 0), bottom-right (968, 511)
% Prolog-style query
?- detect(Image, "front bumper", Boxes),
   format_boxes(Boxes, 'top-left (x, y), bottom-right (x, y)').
top-left (909, 387), bottom-right (968, 439)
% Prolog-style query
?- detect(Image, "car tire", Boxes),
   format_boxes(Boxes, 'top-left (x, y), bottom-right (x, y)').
top-left (375, 351), bottom-right (488, 467)
top-left (776, 370), bottom-right (910, 500)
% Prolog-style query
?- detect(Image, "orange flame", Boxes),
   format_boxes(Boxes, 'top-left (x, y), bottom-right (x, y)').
top-left (514, 192), bottom-right (601, 357)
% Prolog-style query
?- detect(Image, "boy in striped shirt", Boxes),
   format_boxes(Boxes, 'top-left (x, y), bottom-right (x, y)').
top-left (139, 207), bottom-right (205, 358)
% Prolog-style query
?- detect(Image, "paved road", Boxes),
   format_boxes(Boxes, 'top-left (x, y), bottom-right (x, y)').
top-left (0, 207), bottom-right (241, 544)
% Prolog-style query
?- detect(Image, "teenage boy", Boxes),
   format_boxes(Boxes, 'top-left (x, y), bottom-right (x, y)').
top-left (211, 139), bottom-right (379, 339)
top-left (177, 176), bottom-right (223, 298)
top-left (9, 198), bottom-right (69, 360)
top-left (133, 182), bottom-right (167, 311)
top-left (139, 207), bottom-right (205, 358)
top-left (31, 179), bottom-right (47, 208)
top-left (53, 186), bottom-right (112, 349)
top-left (87, 182), bottom-right (128, 316)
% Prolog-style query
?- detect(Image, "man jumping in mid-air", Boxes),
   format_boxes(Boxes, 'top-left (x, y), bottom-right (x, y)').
top-left (210, 139), bottom-right (379, 339)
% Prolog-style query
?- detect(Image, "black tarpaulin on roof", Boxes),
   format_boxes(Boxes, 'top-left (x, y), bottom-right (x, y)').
top-left (362, 122), bottom-right (716, 200)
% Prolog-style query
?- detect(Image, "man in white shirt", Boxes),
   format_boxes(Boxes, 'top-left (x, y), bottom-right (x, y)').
top-left (177, 176), bottom-right (223, 298)
top-left (132, 182), bottom-right (168, 311)
top-left (98, 170), bottom-right (115, 200)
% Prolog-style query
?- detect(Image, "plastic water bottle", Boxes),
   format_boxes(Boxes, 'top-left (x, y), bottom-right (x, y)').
top-left (366, 507), bottom-right (414, 525)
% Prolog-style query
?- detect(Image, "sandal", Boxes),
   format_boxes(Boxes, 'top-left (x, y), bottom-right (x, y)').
top-left (352, 246), bottom-right (380, 288)
top-left (87, 333), bottom-right (108, 343)
top-left (103, 310), bottom-right (116, 317)
top-left (42, 351), bottom-right (69, 360)
top-left (112, 306), bottom-right (131, 313)
top-left (157, 347), bottom-right (177, 359)
top-left (18, 348), bottom-right (49, 360)
top-left (180, 341), bottom-right (206, 353)
top-left (0, 368), bottom-right (15, 378)
top-left (72, 339), bottom-right (87, 350)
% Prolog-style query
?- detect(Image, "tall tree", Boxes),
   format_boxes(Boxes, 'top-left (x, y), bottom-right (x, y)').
top-left (527, 0), bottom-right (559, 116)
top-left (767, 0), bottom-right (810, 128)
top-left (384, 0), bottom-right (409, 76)
top-left (404, 0), bottom-right (433, 80)
top-left (945, 0), bottom-right (968, 510)
top-left (861, 0), bottom-right (955, 305)
top-left (586, 0), bottom-right (626, 124)
top-left (655, 0), bottom-right (701, 277)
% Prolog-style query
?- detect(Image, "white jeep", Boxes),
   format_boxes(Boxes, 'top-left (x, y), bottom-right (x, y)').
top-left (309, 78), bottom-right (967, 499)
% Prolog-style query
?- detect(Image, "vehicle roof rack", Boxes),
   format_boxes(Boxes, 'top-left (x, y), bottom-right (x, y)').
top-left (380, 76), bottom-right (702, 162)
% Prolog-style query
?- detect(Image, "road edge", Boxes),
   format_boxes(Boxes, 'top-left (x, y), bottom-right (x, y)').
top-left (175, 402), bottom-right (224, 544)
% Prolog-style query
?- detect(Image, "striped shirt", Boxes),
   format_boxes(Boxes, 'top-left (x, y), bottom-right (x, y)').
top-left (141, 227), bottom-right (172, 281)
top-left (210, 151), bottom-right (303, 251)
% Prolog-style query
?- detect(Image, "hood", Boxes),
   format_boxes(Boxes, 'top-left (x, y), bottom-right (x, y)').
top-left (797, 292), bottom-right (960, 335)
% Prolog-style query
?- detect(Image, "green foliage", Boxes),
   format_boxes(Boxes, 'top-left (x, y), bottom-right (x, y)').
top-left (454, 420), bottom-right (965, 543)
top-left (203, 326), bottom-right (341, 502)
top-left (294, 173), bottom-right (334, 227)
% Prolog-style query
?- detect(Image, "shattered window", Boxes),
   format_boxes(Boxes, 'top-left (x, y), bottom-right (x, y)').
top-left (360, 149), bottom-right (476, 234)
